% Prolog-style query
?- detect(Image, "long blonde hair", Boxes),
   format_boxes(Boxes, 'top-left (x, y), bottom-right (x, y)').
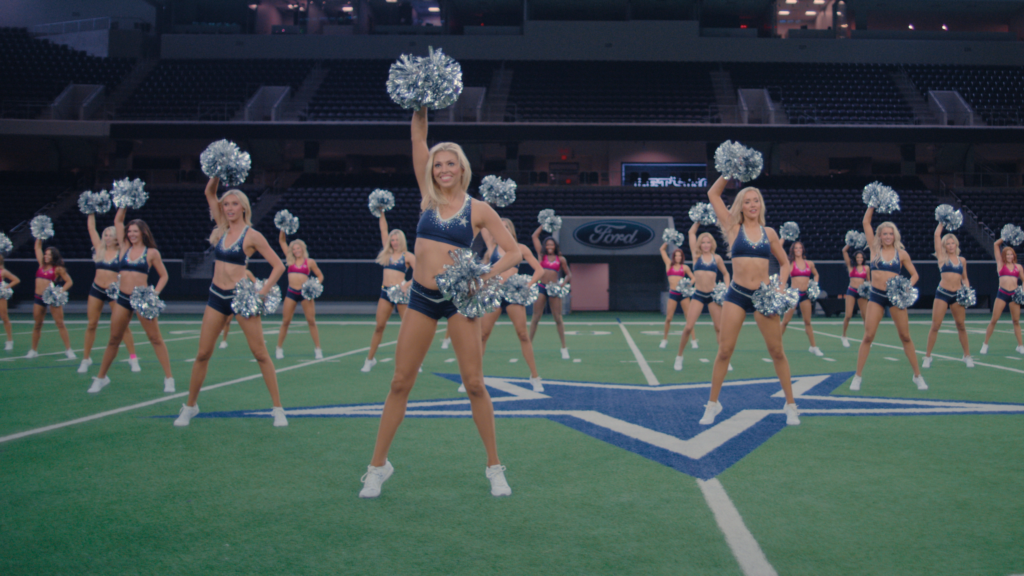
top-left (502, 217), bottom-right (516, 239)
top-left (871, 222), bottom-right (905, 254)
top-left (721, 186), bottom-right (766, 257)
top-left (935, 233), bottom-right (960, 260)
top-left (695, 232), bottom-right (717, 256)
top-left (286, 239), bottom-right (309, 266)
top-left (209, 189), bottom-right (252, 246)
top-left (93, 226), bottom-right (119, 263)
top-left (376, 229), bottom-right (408, 266)
top-left (421, 142), bottom-right (473, 212)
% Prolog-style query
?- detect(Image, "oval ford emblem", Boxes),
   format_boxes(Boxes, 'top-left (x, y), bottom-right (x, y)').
top-left (572, 220), bottom-right (656, 250)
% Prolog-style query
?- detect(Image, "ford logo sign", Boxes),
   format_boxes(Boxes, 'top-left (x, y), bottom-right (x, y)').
top-left (572, 220), bottom-right (656, 250)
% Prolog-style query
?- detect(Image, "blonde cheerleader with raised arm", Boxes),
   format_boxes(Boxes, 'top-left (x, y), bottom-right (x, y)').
top-left (675, 222), bottom-right (730, 371)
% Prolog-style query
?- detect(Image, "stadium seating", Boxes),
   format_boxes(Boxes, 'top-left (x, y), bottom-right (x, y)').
top-left (905, 65), bottom-right (1024, 126)
top-left (953, 188), bottom-right (1024, 248)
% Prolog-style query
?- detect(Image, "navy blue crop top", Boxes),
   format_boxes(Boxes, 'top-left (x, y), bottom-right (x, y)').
top-left (383, 252), bottom-right (406, 272)
top-left (120, 247), bottom-right (149, 274)
top-left (692, 255), bottom-right (718, 272)
top-left (215, 226), bottom-right (249, 266)
top-left (939, 257), bottom-right (963, 275)
top-left (416, 196), bottom-right (474, 249)
top-left (731, 226), bottom-right (770, 260)
top-left (489, 248), bottom-right (502, 265)
top-left (96, 251), bottom-right (120, 273)
top-left (870, 250), bottom-right (902, 274)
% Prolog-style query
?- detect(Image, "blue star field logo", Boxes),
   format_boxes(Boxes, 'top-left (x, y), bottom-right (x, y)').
top-left (189, 371), bottom-right (1024, 480)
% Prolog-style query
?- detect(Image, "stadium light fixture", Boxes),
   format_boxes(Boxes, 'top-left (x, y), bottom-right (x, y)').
top-left (428, 6), bottom-right (441, 12)
top-left (785, 0), bottom-right (797, 4)
top-left (778, 10), bottom-right (790, 15)
top-left (342, 5), bottom-right (353, 12)
top-left (806, 10), bottom-right (817, 15)
top-left (908, 23), bottom-right (914, 29)
top-left (942, 24), bottom-right (948, 30)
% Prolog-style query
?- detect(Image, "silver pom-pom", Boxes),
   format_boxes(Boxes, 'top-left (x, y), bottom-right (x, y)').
top-left (231, 278), bottom-right (281, 317)
top-left (885, 276), bottom-right (919, 310)
top-left (862, 182), bottom-right (900, 214)
top-left (0, 281), bottom-right (12, 301)
top-left (806, 279), bottom-right (821, 301)
top-left (955, 286), bottom-right (977, 308)
top-left (41, 285), bottom-right (68, 308)
top-left (434, 248), bottom-right (502, 318)
top-left (274, 210), bottom-right (299, 235)
top-left (479, 175), bottom-right (517, 207)
top-left (752, 275), bottom-right (796, 317)
top-left (857, 283), bottom-right (871, 300)
top-left (538, 209), bottom-right (562, 234)
top-left (935, 204), bottom-right (963, 231)
top-left (105, 276), bottom-right (120, 301)
top-left (1000, 224), bottom-right (1024, 247)
top-left (368, 189), bottom-right (396, 217)
top-left (780, 221), bottom-right (800, 242)
top-left (78, 190), bottom-right (112, 215)
top-left (502, 274), bottom-right (539, 307)
top-left (386, 284), bottom-right (410, 305)
top-left (0, 233), bottom-right (12, 256)
top-left (130, 286), bottom-right (165, 320)
top-left (386, 47), bottom-right (463, 110)
top-left (674, 277), bottom-right (696, 298)
top-left (712, 282), bottom-right (728, 305)
top-left (714, 140), bottom-right (763, 183)
top-left (688, 202), bottom-right (718, 225)
top-left (256, 279), bottom-right (282, 315)
top-left (546, 282), bottom-right (571, 299)
top-left (200, 140), bottom-right (251, 187)
top-left (111, 177), bottom-right (148, 210)
top-left (301, 277), bottom-right (323, 300)
top-left (1013, 287), bottom-right (1024, 306)
top-left (30, 215), bottom-right (54, 240)
top-left (662, 227), bottom-right (685, 247)
top-left (845, 230), bottom-right (867, 250)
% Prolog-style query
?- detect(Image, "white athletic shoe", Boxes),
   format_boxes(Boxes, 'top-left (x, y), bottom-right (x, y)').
top-left (65, 349), bottom-right (76, 360)
top-left (457, 384), bottom-right (467, 393)
top-left (1017, 345), bottom-right (1024, 355)
top-left (784, 403), bottom-right (800, 426)
top-left (77, 358), bottom-right (93, 373)
top-left (441, 338), bottom-right (451, 349)
top-left (486, 464), bottom-right (512, 497)
top-left (964, 355), bottom-right (975, 368)
top-left (913, 375), bottom-right (928, 390)
top-left (359, 460), bottom-right (394, 499)
top-left (5, 340), bottom-right (13, 351)
top-left (728, 363), bottom-right (734, 372)
top-left (850, 375), bottom-right (862, 391)
top-left (219, 340), bottom-right (229, 349)
top-left (128, 357), bottom-right (141, 372)
top-left (560, 348), bottom-right (570, 360)
top-left (691, 339), bottom-right (699, 350)
top-left (174, 404), bottom-right (199, 427)
top-left (275, 347), bottom-right (284, 360)
top-left (360, 358), bottom-right (376, 373)
top-left (980, 343), bottom-right (988, 355)
top-left (659, 339), bottom-right (667, 349)
top-left (809, 346), bottom-right (824, 357)
top-left (922, 356), bottom-right (932, 369)
top-left (314, 348), bottom-right (323, 360)
top-left (841, 337), bottom-right (850, 348)
top-left (25, 349), bottom-right (38, 359)
top-left (699, 401), bottom-right (722, 425)
top-left (673, 356), bottom-right (683, 371)
top-left (87, 376), bottom-right (110, 394)
top-left (530, 376), bottom-right (544, 392)
top-left (163, 377), bottom-right (175, 393)
top-left (272, 406), bottom-right (288, 427)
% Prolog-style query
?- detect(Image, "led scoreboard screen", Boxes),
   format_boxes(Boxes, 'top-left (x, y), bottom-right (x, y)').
top-left (622, 163), bottom-right (707, 188)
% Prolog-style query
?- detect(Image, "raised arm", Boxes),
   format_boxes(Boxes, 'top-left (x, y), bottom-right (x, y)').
top-left (279, 230), bottom-right (289, 255)
top-left (934, 223), bottom-right (946, 264)
top-left (532, 226), bottom-right (544, 258)
top-left (902, 250), bottom-right (919, 287)
top-left (688, 222), bottom-right (701, 260)
top-left (411, 106), bottom-right (430, 198)
top-left (862, 206), bottom-right (876, 254)
top-left (379, 213), bottom-right (390, 249)
top-left (309, 259), bottom-right (325, 284)
top-left (3, 269), bottom-right (21, 289)
top-left (205, 176), bottom-right (225, 228)
top-left (519, 244), bottom-right (545, 286)
top-left (114, 207), bottom-right (127, 254)
top-left (87, 213), bottom-right (102, 253)
top-left (659, 242), bottom-right (672, 267)
top-left (149, 249), bottom-right (169, 294)
top-left (767, 228), bottom-right (791, 286)
top-left (715, 256), bottom-right (731, 285)
top-left (559, 257), bottom-right (572, 284)
top-left (994, 238), bottom-right (1005, 269)
top-left (34, 239), bottom-right (44, 267)
top-left (707, 176), bottom-right (734, 233)
top-left (842, 244), bottom-right (853, 271)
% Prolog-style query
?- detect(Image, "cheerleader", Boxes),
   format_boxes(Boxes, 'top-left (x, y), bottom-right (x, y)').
top-left (88, 208), bottom-right (174, 393)
top-left (275, 232), bottom-right (324, 359)
top-left (851, 207), bottom-right (926, 391)
top-left (479, 218), bottom-right (545, 391)
top-left (0, 255), bottom-right (20, 350)
top-left (659, 242), bottom-right (693, 349)
top-left (528, 227), bottom-right (572, 359)
top-left (27, 239), bottom-right (74, 359)
top-left (922, 225), bottom-right (973, 367)
top-left (980, 239), bottom-right (1024, 355)
top-left (675, 223), bottom-right (731, 371)
top-left (361, 212), bottom-right (415, 373)
top-left (359, 107), bottom-right (521, 499)
top-left (78, 214), bottom-right (140, 374)
top-left (780, 241), bottom-right (824, 356)
top-left (173, 180), bottom-right (287, 426)
top-left (699, 176), bottom-right (799, 426)
top-left (841, 245), bottom-right (870, 347)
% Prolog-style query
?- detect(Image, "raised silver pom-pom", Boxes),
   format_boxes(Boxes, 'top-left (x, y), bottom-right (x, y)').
top-left (111, 177), bottom-right (148, 210)
top-left (105, 276), bottom-right (120, 301)
top-left (845, 230), bottom-right (867, 250)
top-left (200, 140), bottom-right (251, 187)
top-left (752, 275), bottom-right (795, 317)
top-left (955, 286), bottom-right (976, 308)
top-left (435, 248), bottom-right (501, 318)
top-left (712, 282), bottom-right (728, 305)
top-left (502, 274), bottom-right (539, 307)
top-left (1013, 287), bottom-right (1024, 306)
top-left (688, 202), bottom-right (718, 225)
top-left (662, 227), bottom-right (685, 247)
top-left (386, 284), bottom-right (410, 305)
top-left (857, 283), bottom-right (871, 300)
top-left (301, 277), bottom-right (323, 300)
top-left (42, 285), bottom-right (68, 308)
top-left (0, 233), bottom-right (13, 256)
top-left (807, 279), bottom-right (821, 301)
top-left (274, 210), bottom-right (299, 235)
top-left (1000, 224), bottom-right (1024, 247)
top-left (885, 276), bottom-right (918, 310)
top-left (0, 281), bottom-right (12, 301)
top-left (387, 47), bottom-right (463, 110)
top-left (674, 277), bottom-right (696, 298)
top-left (780, 221), bottom-right (800, 242)
top-left (368, 189), bottom-right (396, 217)
top-left (935, 204), bottom-right (963, 231)
top-left (130, 286), bottom-right (165, 320)
top-left (78, 190), bottom-right (112, 215)
top-left (479, 175), bottom-right (517, 207)
top-left (30, 215), bottom-right (54, 240)
top-left (546, 282), bottom-right (571, 299)
top-left (714, 140), bottom-right (763, 183)
top-left (537, 209), bottom-right (562, 234)
top-left (862, 182), bottom-right (900, 214)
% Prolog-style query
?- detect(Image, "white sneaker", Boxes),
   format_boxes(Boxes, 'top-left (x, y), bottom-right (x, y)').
top-left (314, 348), bottom-right (323, 360)
top-left (784, 403), bottom-right (800, 425)
top-left (163, 377), bottom-right (175, 393)
top-left (964, 355), bottom-right (975, 368)
top-left (457, 384), bottom-right (467, 393)
top-left (659, 339), bottom-right (667, 349)
top-left (359, 460), bottom-right (394, 498)
top-left (418, 366), bottom-right (422, 373)
top-left (272, 406), bottom-right (288, 427)
top-left (980, 343), bottom-right (988, 355)
top-left (65, 349), bottom-right (77, 360)
top-left (809, 346), bottom-right (824, 357)
top-left (1017, 345), bottom-right (1024, 355)
top-left (560, 348), bottom-right (570, 360)
top-left (841, 337), bottom-right (850, 348)
top-left (219, 340), bottom-right (229, 349)
top-left (673, 356), bottom-right (683, 371)
top-left (173, 404), bottom-right (199, 427)
top-left (699, 401), bottom-right (722, 425)
top-left (441, 338), bottom-right (451, 349)
top-left (922, 356), bottom-right (932, 369)
top-left (26, 349), bottom-right (38, 359)
top-left (691, 339), bottom-right (699, 350)
top-left (360, 358), bottom-right (376, 373)
top-left (913, 375), bottom-right (928, 390)
top-left (275, 347), bottom-right (284, 360)
top-left (128, 357), bottom-right (141, 372)
top-left (87, 376), bottom-right (110, 394)
top-left (530, 376), bottom-right (544, 392)
top-left (77, 358), bottom-right (93, 373)
top-left (850, 375), bottom-right (862, 391)
top-left (5, 340), bottom-right (13, 351)
top-left (486, 464), bottom-right (512, 497)
top-left (728, 363), bottom-right (734, 372)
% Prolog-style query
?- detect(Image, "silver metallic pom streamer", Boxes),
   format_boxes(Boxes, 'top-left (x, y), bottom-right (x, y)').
top-left (502, 274), bottom-right (539, 307)
top-left (885, 276), bottom-right (919, 310)
top-left (780, 221), bottom-right (800, 242)
top-left (105, 276), bottom-right (121, 301)
top-left (752, 275), bottom-right (792, 317)
top-left (662, 227), bottom-right (685, 247)
top-left (862, 182), bottom-right (900, 214)
top-left (688, 202), bottom-right (718, 225)
top-left (783, 287), bottom-right (801, 313)
top-left (386, 284), bottom-right (410, 305)
top-left (0, 281), bottom-right (12, 301)
top-left (301, 277), bottom-right (323, 300)
top-left (78, 190), bottom-right (112, 215)
top-left (1000, 224), bottom-right (1024, 247)
top-left (111, 178), bottom-right (148, 210)
top-left (857, 283), bottom-right (871, 300)
top-left (479, 175), bottom-right (517, 207)
top-left (434, 248), bottom-right (501, 317)
top-left (200, 140), bottom-right (251, 187)
top-left (387, 47), bottom-right (463, 111)
top-left (454, 278), bottom-right (503, 319)
top-left (806, 279), bottom-right (821, 301)
top-left (30, 215), bottom-right (54, 240)
top-left (274, 210), bottom-right (299, 235)
top-left (955, 285), bottom-right (977, 308)
top-left (368, 189), bottom-right (396, 217)
top-left (231, 278), bottom-right (280, 317)
top-left (42, 285), bottom-right (68, 308)
top-left (542, 215), bottom-right (562, 234)
top-left (712, 282), bottom-right (728, 305)
top-left (934, 204), bottom-right (963, 231)
top-left (1013, 287), bottom-right (1024, 306)
top-left (845, 230), bottom-right (867, 250)
top-left (674, 277), bottom-right (696, 298)
top-left (255, 279), bottom-right (282, 315)
top-left (130, 286), bottom-right (165, 320)
top-left (0, 233), bottom-right (12, 256)
top-left (546, 282), bottom-right (571, 300)
top-left (538, 209), bottom-right (555, 226)
top-left (714, 140), bottom-right (763, 183)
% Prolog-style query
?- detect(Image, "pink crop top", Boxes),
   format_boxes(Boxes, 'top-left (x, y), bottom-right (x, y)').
top-left (36, 267), bottom-right (56, 281)
top-left (667, 265), bottom-right (687, 277)
top-left (791, 262), bottom-right (812, 278)
top-left (849, 266), bottom-right (868, 279)
top-left (541, 255), bottom-right (561, 271)
top-left (1000, 265), bottom-right (1019, 277)
top-left (288, 259), bottom-right (310, 276)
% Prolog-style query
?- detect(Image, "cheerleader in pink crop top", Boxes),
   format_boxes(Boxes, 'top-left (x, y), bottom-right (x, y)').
top-left (28, 238), bottom-right (74, 359)
top-left (659, 242), bottom-right (694, 348)
top-left (781, 241), bottom-right (824, 356)
top-left (276, 230), bottom-right (325, 360)
top-left (530, 227), bottom-right (572, 359)
top-left (981, 239), bottom-right (1024, 355)
top-left (841, 245), bottom-right (870, 347)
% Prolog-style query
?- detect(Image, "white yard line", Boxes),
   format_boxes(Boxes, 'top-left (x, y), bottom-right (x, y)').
top-left (617, 320), bottom-right (659, 386)
top-left (698, 478), bottom-right (779, 576)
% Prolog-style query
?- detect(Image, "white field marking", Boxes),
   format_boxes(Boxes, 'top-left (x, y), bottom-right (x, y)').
top-left (509, 358), bottom-right (518, 363)
top-left (617, 321), bottom-right (659, 386)
top-left (12, 327), bottom-right (88, 336)
top-left (641, 330), bottom-right (683, 336)
top-left (444, 358), bottom-right (457, 363)
top-left (700, 358), bottom-right (710, 363)
top-left (823, 357), bottom-right (836, 362)
top-left (380, 358), bottom-right (392, 363)
top-left (621, 360), bottom-right (664, 363)
top-left (1006, 356), bottom-right (1021, 361)
top-left (0, 329), bottom-right (280, 363)
top-left (884, 357), bottom-right (900, 361)
top-left (761, 358), bottom-right (772, 363)
top-left (772, 374), bottom-right (829, 398)
top-left (698, 478), bottom-right (779, 576)
top-left (573, 358), bottom-right (581, 363)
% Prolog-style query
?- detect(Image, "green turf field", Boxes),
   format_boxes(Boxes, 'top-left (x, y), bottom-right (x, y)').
top-left (1, 311), bottom-right (1022, 575)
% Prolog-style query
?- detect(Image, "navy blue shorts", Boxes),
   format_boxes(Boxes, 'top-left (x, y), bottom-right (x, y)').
top-left (537, 283), bottom-right (548, 296)
top-left (693, 290), bottom-right (713, 306)
top-left (868, 287), bottom-right (893, 308)
top-left (996, 288), bottom-right (1014, 304)
top-left (207, 285), bottom-right (235, 316)
top-left (668, 290), bottom-right (685, 303)
top-left (846, 286), bottom-right (861, 298)
top-left (723, 283), bottom-right (756, 314)
top-left (286, 287), bottom-right (304, 302)
top-left (34, 294), bottom-right (45, 307)
top-left (89, 282), bottom-right (112, 302)
top-left (116, 290), bottom-right (133, 311)
top-left (797, 291), bottom-right (809, 305)
top-left (408, 280), bottom-right (459, 320)
top-left (935, 286), bottom-right (957, 306)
